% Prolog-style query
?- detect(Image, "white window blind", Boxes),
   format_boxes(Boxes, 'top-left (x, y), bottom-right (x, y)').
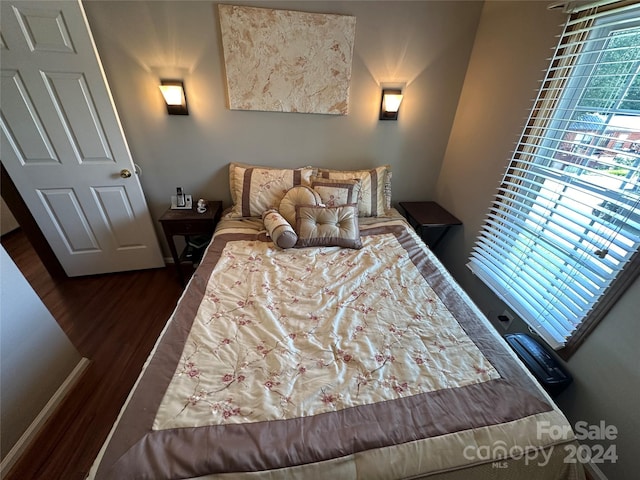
top-left (468, 2), bottom-right (640, 351)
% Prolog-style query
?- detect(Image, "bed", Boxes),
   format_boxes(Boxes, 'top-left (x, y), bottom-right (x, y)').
top-left (88, 163), bottom-right (585, 480)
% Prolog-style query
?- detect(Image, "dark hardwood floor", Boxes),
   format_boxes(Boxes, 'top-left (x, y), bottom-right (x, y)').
top-left (2, 229), bottom-right (184, 480)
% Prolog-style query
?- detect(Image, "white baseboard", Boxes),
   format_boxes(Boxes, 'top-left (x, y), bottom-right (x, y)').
top-left (585, 461), bottom-right (609, 480)
top-left (0, 357), bottom-right (90, 478)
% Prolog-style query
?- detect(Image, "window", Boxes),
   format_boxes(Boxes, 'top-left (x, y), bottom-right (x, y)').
top-left (468, 1), bottom-right (640, 356)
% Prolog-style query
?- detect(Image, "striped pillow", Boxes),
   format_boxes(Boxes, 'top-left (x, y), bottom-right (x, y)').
top-left (315, 165), bottom-right (391, 217)
top-left (228, 163), bottom-right (316, 217)
top-left (311, 177), bottom-right (361, 208)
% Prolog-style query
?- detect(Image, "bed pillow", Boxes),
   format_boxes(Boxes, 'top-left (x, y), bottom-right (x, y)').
top-left (279, 185), bottom-right (322, 226)
top-left (295, 204), bottom-right (362, 249)
top-left (228, 162), bottom-right (316, 217)
top-left (262, 209), bottom-right (297, 249)
top-left (315, 165), bottom-right (391, 217)
top-left (311, 177), bottom-right (361, 208)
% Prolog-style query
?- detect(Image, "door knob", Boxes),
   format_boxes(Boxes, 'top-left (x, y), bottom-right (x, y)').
top-left (120, 169), bottom-right (132, 178)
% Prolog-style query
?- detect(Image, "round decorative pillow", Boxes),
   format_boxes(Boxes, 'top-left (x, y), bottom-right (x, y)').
top-left (279, 186), bottom-right (322, 226)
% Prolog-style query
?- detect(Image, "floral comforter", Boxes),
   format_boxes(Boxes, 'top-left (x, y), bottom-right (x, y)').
top-left (88, 216), bottom-right (583, 480)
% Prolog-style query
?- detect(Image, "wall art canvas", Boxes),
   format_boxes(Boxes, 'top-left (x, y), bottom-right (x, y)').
top-left (219, 5), bottom-right (356, 115)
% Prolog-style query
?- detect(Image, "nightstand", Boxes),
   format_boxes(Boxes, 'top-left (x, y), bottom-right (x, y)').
top-left (399, 201), bottom-right (462, 250)
top-left (159, 201), bottom-right (222, 285)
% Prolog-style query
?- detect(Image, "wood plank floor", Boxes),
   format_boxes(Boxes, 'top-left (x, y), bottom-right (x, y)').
top-left (2, 229), bottom-right (184, 480)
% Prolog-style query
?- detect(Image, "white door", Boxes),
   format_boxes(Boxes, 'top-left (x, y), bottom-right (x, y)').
top-left (0, 0), bottom-right (164, 276)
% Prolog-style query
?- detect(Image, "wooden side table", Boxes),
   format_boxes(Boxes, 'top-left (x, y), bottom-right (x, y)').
top-left (159, 201), bottom-right (222, 285)
top-left (399, 201), bottom-right (462, 249)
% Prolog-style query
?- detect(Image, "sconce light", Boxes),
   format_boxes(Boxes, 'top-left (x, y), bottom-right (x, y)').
top-left (379, 89), bottom-right (403, 121)
top-left (159, 79), bottom-right (189, 115)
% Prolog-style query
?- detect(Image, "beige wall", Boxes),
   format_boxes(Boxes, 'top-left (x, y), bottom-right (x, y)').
top-left (0, 246), bottom-right (82, 460)
top-left (436, 2), bottom-right (639, 479)
top-left (83, 0), bottom-right (483, 255)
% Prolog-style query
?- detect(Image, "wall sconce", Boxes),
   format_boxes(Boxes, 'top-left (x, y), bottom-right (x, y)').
top-left (159, 79), bottom-right (189, 115)
top-left (379, 89), bottom-right (403, 121)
